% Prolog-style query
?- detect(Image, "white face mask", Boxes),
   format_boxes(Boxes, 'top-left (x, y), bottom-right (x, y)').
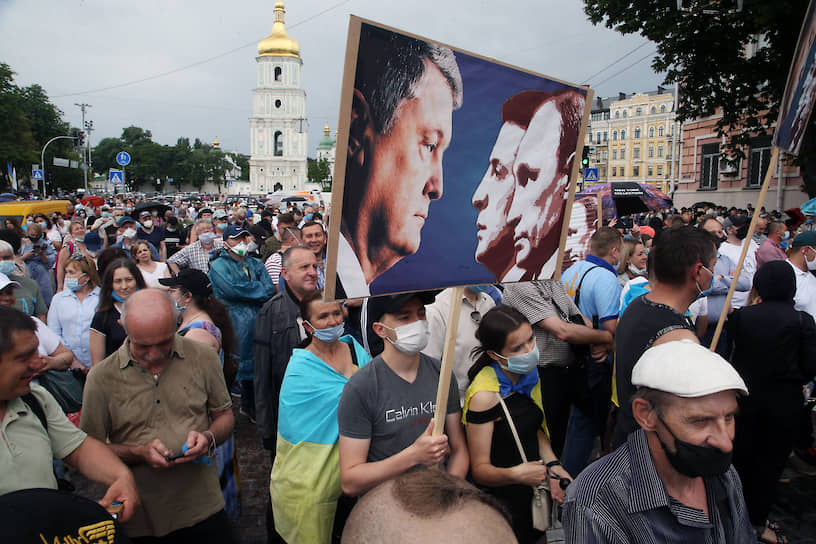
top-left (246, 241), bottom-right (258, 253)
top-left (230, 241), bottom-right (249, 256)
top-left (628, 263), bottom-right (647, 276)
top-left (143, 220), bottom-right (153, 229)
top-left (380, 319), bottom-right (430, 355)
top-left (123, 228), bottom-right (137, 239)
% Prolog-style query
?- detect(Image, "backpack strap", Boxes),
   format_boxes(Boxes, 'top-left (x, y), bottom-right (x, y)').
top-left (574, 265), bottom-right (600, 308)
top-left (21, 392), bottom-right (47, 431)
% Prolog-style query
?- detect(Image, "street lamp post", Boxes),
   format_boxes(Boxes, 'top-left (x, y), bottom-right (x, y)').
top-left (40, 135), bottom-right (75, 198)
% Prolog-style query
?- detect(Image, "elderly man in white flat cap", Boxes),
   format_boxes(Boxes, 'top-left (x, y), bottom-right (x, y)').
top-left (563, 339), bottom-right (755, 544)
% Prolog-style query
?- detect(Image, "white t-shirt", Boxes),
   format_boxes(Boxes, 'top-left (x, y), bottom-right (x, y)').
top-left (138, 261), bottom-right (170, 288)
top-left (718, 239), bottom-right (759, 309)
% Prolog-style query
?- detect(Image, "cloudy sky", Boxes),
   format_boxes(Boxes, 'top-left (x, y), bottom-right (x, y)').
top-left (0, 0), bottom-right (664, 158)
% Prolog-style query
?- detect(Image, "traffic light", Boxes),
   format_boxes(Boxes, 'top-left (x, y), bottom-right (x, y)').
top-left (71, 129), bottom-right (79, 144)
top-left (581, 147), bottom-right (590, 168)
top-left (78, 131), bottom-right (85, 147)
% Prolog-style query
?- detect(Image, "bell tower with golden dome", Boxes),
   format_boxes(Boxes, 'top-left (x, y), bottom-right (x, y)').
top-left (250, 1), bottom-right (307, 193)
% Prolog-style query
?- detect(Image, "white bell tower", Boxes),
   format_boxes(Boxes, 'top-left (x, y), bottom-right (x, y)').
top-left (249, 1), bottom-right (308, 193)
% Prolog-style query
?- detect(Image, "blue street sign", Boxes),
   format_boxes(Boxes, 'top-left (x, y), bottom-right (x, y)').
top-left (584, 168), bottom-right (599, 182)
top-left (116, 151), bottom-right (131, 166)
top-left (109, 169), bottom-right (124, 185)
top-left (167, 177), bottom-right (174, 183)
top-left (32, 169), bottom-right (44, 181)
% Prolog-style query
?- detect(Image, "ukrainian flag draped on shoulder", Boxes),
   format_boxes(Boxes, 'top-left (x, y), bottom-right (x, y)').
top-left (270, 335), bottom-right (370, 544)
top-left (462, 365), bottom-right (550, 439)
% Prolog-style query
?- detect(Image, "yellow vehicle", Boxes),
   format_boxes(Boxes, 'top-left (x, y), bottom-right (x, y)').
top-left (0, 200), bottom-right (70, 227)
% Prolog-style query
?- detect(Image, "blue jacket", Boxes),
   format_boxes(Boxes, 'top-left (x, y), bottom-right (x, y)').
top-left (209, 249), bottom-right (276, 381)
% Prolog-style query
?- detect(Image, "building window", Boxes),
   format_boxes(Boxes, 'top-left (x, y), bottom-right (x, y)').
top-left (620, 166), bottom-right (625, 176)
top-left (615, 111), bottom-right (620, 118)
top-left (657, 146), bottom-right (664, 158)
top-left (612, 167), bottom-right (617, 177)
top-left (633, 147), bottom-right (640, 159)
top-left (660, 104), bottom-right (666, 113)
top-left (634, 127), bottom-right (641, 138)
top-left (621, 129), bottom-right (626, 140)
top-left (620, 148), bottom-right (626, 159)
top-left (274, 66), bottom-right (282, 81)
top-left (612, 149), bottom-right (618, 160)
top-left (747, 136), bottom-right (772, 188)
top-left (603, 131), bottom-right (608, 141)
top-left (613, 130), bottom-right (618, 141)
top-left (633, 165), bottom-right (640, 177)
top-left (700, 143), bottom-right (719, 189)
top-left (670, 124), bottom-right (675, 135)
top-left (651, 106), bottom-right (657, 114)
top-left (658, 126), bottom-right (665, 137)
top-left (601, 166), bottom-right (607, 177)
top-left (636, 107), bottom-right (642, 116)
top-left (648, 126), bottom-right (655, 138)
top-left (596, 132), bottom-right (601, 143)
top-left (591, 112), bottom-right (602, 121)
top-left (623, 110), bottom-right (628, 118)
top-left (657, 164), bottom-right (663, 176)
top-left (589, 133), bottom-right (593, 142)
top-left (604, 111), bottom-right (610, 120)
top-left (602, 150), bottom-right (608, 161)
top-left (648, 165), bottom-right (654, 176)
top-left (274, 131), bottom-right (284, 156)
top-left (275, 99), bottom-right (282, 109)
top-left (648, 147), bottom-right (654, 158)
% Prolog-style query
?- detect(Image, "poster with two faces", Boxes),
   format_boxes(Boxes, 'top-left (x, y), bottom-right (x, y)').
top-left (325, 17), bottom-right (596, 300)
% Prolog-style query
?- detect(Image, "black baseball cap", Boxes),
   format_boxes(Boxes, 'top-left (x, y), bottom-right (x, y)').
top-left (367, 291), bottom-right (439, 323)
top-left (159, 268), bottom-right (213, 297)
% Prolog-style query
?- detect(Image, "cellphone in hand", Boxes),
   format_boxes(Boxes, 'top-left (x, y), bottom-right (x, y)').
top-left (165, 452), bottom-right (186, 462)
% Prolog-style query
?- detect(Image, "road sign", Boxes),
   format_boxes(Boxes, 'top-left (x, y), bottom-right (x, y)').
top-left (109, 169), bottom-right (124, 185)
top-left (116, 151), bottom-right (131, 166)
top-left (32, 169), bottom-right (44, 181)
top-left (584, 168), bottom-right (599, 182)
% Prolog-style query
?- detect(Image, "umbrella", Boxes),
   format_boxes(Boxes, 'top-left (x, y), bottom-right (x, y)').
top-left (80, 195), bottom-right (105, 207)
top-left (692, 201), bottom-right (717, 209)
top-left (133, 201), bottom-right (170, 217)
top-left (0, 192), bottom-right (16, 202)
top-left (282, 196), bottom-right (306, 202)
top-left (800, 196), bottom-right (816, 216)
top-left (577, 182), bottom-right (672, 220)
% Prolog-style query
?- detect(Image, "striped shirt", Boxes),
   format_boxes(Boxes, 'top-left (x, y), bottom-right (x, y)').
top-left (563, 429), bottom-right (755, 544)
top-left (167, 239), bottom-right (223, 274)
top-left (503, 280), bottom-right (580, 367)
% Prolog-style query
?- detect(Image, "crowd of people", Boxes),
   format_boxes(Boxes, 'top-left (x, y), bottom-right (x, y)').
top-left (1, 194), bottom-right (815, 544)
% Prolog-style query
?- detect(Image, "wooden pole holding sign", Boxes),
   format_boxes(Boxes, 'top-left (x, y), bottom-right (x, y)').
top-left (432, 286), bottom-right (464, 436)
top-left (709, 147), bottom-right (779, 351)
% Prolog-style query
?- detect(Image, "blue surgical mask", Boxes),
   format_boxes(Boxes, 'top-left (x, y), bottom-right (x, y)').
top-left (65, 276), bottom-right (84, 292)
top-left (307, 321), bottom-right (345, 343)
top-left (780, 240), bottom-right (790, 251)
top-left (305, 214), bottom-right (314, 220)
top-left (0, 261), bottom-right (15, 276)
top-left (782, 231), bottom-right (790, 241)
top-left (173, 299), bottom-right (186, 313)
top-left (494, 346), bottom-right (540, 375)
top-left (216, 222), bottom-right (227, 231)
top-left (112, 291), bottom-right (126, 302)
top-left (696, 265), bottom-right (715, 299)
top-left (102, 211), bottom-right (111, 218)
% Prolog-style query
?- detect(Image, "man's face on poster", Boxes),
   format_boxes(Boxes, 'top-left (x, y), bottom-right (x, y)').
top-left (362, 60), bottom-right (453, 259)
top-left (472, 122), bottom-right (525, 267)
top-left (507, 100), bottom-right (568, 267)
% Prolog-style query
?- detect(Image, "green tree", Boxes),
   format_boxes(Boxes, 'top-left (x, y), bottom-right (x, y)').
top-left (307, 157), bottom-right (331, 184)
top-left (230, 152), bottom-right (250, 180)
top-left (584, 0), bottom-right (816, 195)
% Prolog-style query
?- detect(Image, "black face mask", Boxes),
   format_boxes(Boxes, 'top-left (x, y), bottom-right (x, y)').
top-left (736, 225), bottom-right (749, 240)
top-left (657, 416), bottom-right (733, 478)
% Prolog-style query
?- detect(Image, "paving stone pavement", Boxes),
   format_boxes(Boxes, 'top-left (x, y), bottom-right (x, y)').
top-left (69, 404), bottom-right (816, 543)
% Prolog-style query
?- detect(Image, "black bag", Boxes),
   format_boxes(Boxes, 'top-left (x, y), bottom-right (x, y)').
top-left (37, 370), bottom-right (83, 414)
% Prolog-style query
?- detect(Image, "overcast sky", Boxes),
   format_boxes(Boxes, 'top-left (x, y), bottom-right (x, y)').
top-left (0, 0), bottom-right (665, 159)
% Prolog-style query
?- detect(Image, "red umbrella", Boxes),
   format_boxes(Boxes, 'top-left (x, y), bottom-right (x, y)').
top-left (80, 195), bottom-right (105, 207)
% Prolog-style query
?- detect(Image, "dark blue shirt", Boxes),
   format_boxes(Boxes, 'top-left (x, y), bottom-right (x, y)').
top-left (563, 429), bottom-right (755, 544)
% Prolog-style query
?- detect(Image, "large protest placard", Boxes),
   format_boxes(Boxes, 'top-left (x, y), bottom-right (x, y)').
top-left (774, 0), bottom-right (816, 154)
top-left (324, 17), bottom-right (592, 300)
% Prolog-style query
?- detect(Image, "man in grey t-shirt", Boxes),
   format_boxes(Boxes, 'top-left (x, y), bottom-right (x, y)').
top-left (338, 293), bottom-right (470, 496)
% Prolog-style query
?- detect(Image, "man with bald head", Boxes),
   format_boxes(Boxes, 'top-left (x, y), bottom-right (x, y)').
top-left (341, 469), bottom-right (517, 543)
top-left (81, 288), bottom-right (236, 542)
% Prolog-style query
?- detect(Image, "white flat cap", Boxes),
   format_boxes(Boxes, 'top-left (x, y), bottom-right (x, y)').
top-left (632, 339), bottom-right (748, 397)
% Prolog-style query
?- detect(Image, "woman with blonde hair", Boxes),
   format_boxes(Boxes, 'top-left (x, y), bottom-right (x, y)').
top-left (615, 237), bottom-right (648, 287)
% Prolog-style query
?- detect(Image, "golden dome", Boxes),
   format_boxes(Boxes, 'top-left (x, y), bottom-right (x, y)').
top-left (257, 1), bottom-right (300, 58)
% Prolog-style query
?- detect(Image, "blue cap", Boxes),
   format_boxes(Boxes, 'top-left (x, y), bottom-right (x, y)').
top-left (84, 231), bottom-right (103, 251)
top-left (222, 224), bottom-right (248, 240)
top-left (118, 216), bottom-right (135, 227)
top-left (792, 231), bottom-right (816, 248)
